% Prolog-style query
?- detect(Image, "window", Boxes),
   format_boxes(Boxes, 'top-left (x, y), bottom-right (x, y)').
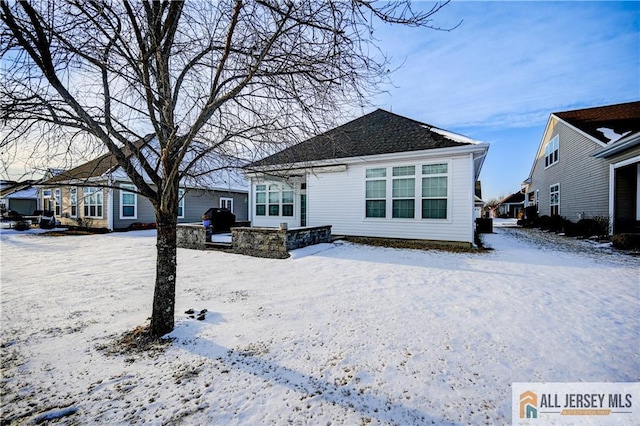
top-left (282, 186), bottom-right (294, 217)
top-left (83, 187), bottom-right (103, 218)
top-left (220, 197), bottom-right (233, 212)
top-left (392, 166), bottom-right (415, 218)
top-left (255, 184), bottom-right (266, 216)
top-left (365, 168), bottom-right (386, 218)
top-left (178, 189), bottom-right (185, 218)
top-left (54, 189), bottom-right (61, 216)
top-left (268, 184), bottom-right (280, 215)
top-left (544, 135), bottom-right (559, 167)
top-left (550, 184), bottom-right (559, 216)
top-left (255, 183), bottom-right (293, 217)
top-left (422, 163), bottom-right (448, 219)
top-left (70, 188), bottom-right (78, 217)
top-left (120, 184), bottom-right (137, 219)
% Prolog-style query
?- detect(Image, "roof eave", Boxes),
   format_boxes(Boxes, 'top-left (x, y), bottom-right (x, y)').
top-left (246, 143), bottom-right (490, 174)
top-left (592, 131), bottom-right (640, 159)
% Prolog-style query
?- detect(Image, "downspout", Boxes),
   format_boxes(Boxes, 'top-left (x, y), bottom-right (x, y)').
top-left (107, 174), bottom-right (114, 231)
top-left (608, 164), bottom-right (615, 235)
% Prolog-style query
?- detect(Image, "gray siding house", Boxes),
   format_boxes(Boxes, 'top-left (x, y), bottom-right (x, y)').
top-left (41, 137), bottom-right (248, 231)
top-left (523, 101), bottom-right (640, 233)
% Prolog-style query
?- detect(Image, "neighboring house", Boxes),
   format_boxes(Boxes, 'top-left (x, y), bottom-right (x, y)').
top-left (494, 191), bottom-right (525, 218)
top-left (593, 131), bottom-right (640, 234)
top-left (40, 136), bottom-right (248, 231)
top-left (244, 109), bottom-right (489, 246)
top-left (522, 101), bottom-right (640, 233)
top-left (0, 180), bottom-right (40, 216)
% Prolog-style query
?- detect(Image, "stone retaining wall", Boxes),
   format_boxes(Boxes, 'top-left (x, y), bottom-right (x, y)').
top-left (176, 223), bottom-right (206, 250)
top-left (232, 225), bottom-right (332, 259)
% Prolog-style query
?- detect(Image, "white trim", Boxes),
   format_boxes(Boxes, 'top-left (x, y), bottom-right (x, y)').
top-left (612, 154), bottom-right (640, 170)
top-left (119, 184), bottom-right (138, 220)
top-left (607, 155), bottom-right (640, 234)
top-left (608, 163), bottom-right (615, 235)
top-left (248, 144), bottom-right (488, 175)
top-left (69, 187), bottom-right (78, 218)
top-left (553, 114), bottom-right (608, 148)
top-left (82, 187), bottom-right (104, 219)
top-left (636, 164), bottom-right (640, 222)
top-left (549, 183), bottom-right (560, 215)
top-left (178, 189), bottom-right (185, 219)
top-left (361, 160), bottom-right (452, 223)
top-left (54, 188), bottom-right (61, 216)
top-left (543, 135), bottom-right (559, 169)
top-left (219, 197), bottom-right (234, 212)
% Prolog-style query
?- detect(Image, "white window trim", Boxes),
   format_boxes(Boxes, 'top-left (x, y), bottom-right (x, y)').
top-left (256, 183), bottom-right (294, 218)
top-left (421, 161), bottom-right (451, 221)
top-left (550, 183), bottom-right (560, 216)
top-left (119, 184), bottom-right (137, 220)
top-left (54, 188), bottom-right (61, 216)
top-left (544, 135), bottom-right (559, 169)
top-left (364, 167), bottom-right (388, 219)
top-left (70, 187), bottom-right (78, 218)
top-left (392, 165), bottom-right (416, 219)
top-left (83, 187), bottom-right (104, 219)
top-left (220, 197), bottom-right (234, 212)
top-left (178, 189), bottom-right (185, 219)
top-left (363, 161), bottom-right (452, 222)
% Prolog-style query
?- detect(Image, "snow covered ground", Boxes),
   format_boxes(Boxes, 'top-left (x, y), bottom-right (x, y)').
top-left (1, 222), bottom-right (638, 424)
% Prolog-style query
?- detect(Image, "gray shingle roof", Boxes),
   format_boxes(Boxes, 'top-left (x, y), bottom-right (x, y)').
top-left (249, 109), bottom-right (475, 167)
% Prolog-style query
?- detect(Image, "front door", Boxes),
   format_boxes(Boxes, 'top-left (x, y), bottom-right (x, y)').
top-left (300, 193), bottom-right (307, 227)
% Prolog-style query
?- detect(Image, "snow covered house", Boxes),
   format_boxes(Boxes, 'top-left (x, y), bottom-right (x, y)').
top-left (40, 135), bottom-right (248, 231)
top-left (244, 109), bottom-right (489, 246)
top-left (522, 101), bottom-right (640, 234)
top-left (0, 181), bottom-right (40, 216)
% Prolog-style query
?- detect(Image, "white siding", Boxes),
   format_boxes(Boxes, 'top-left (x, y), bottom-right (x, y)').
top-left (251, 177), bottom-right (303, 229)
top-left (307, 155), bottom-right (475, 243)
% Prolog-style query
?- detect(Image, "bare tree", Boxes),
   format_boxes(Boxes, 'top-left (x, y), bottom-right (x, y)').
top-left (0, 0), bottom-right (451, 337)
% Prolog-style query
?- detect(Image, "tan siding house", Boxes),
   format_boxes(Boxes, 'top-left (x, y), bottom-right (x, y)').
top-left (40, 137), bottom-right (248, 231)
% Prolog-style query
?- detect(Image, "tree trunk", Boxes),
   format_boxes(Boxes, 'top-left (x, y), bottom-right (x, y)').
top-left (150, 210), bottom-right (178, 337)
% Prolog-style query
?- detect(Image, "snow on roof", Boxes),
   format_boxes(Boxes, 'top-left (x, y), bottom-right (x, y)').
top-left (3, 187), bottom-right (38, 199)
top-left (597, 127), bottom-right (631, 144)
top-left (426, 126), bottom-right (481, 145)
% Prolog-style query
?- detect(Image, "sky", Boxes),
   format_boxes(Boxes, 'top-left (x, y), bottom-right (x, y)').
top-left (2, 1), bottom-right (638, 202)
top-left (368, 0), bottom-right (640, 201)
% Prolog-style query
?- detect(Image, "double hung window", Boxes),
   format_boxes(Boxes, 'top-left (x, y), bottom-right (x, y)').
top-left (550, 184), bottom-right (559, 216)
top-left (544, 135), bottom-right (559, 167)
top-left (120, 184), bottom-right (137, 219)
top-left (422, 164), bottom-right (448, 219)
top-left (365, 168), bottom-right (386, 218)
top-left (83, 187), bottom-right (103, 218)
top-left (70, 187), bottom-right (78, 217)
top-left (392, 166), bottom-right (415, 218)
top-left (256, 183), bottom-right (294, 217)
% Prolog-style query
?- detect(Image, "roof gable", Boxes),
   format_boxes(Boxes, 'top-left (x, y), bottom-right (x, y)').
top-left (554, 101), bottom-right (640, 144)
top-left (43, 135), bottom-right (248, 192)
top-left (250, 109), bottom-right (479, 167)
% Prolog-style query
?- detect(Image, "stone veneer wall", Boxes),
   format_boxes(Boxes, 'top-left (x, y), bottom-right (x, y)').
top-left (232, 225), bottom-right (332, 259)
top-left (176, 223), bottom-right (206, 250)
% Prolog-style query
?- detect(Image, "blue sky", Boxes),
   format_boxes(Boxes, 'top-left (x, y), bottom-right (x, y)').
top-left (370, 0), bottom-right (639, 201)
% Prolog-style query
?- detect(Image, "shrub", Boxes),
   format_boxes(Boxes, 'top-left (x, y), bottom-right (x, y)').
top-left (537, 215), bottom-right (551, 230)
top-left (13, 220), bottom-right (31, 231)
top-left (611, 233), bottom-right (640, 250)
